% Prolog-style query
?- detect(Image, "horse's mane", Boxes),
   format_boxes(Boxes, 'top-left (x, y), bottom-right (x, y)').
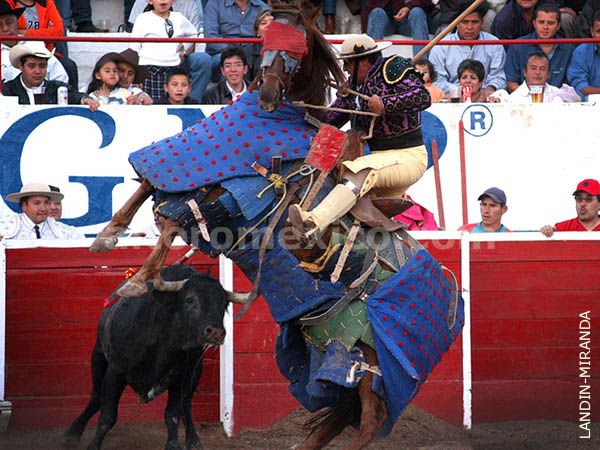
top-left (270, 1), bottom-right (346, 109)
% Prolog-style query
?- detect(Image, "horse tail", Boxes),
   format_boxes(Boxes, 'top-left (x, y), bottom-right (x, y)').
top-left (302, 388), bottom-right (361, 437)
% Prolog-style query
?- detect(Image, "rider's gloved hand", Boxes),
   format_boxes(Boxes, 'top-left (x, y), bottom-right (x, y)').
top-left (368, 94), bottom-right (384, 115)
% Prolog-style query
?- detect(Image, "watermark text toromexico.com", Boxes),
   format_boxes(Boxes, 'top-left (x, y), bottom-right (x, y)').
top-left (579, 310), bottom-right (591, 439)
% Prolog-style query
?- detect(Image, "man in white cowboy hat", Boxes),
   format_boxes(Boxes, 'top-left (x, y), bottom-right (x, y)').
top-left (289, 33), bottom-right (431, 239)
top-left (2, 41), bottom-right (99, 109)
top-left (0, 0), bottom-right (68, 84)
top-left (0, 183), bottom-right (85, 240)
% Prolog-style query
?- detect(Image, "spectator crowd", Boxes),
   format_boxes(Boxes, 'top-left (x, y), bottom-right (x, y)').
top-left (1, 0), bottom-right (599, 105)
top-left (0, 0), bottom-right (599, 239)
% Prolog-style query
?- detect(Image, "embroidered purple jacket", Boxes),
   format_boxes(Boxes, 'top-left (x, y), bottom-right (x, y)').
top-left (328, 55), bottom-right (431, 151)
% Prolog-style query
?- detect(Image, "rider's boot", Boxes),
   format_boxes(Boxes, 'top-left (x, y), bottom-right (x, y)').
top-left (288, 182), bottom-right (358, 238)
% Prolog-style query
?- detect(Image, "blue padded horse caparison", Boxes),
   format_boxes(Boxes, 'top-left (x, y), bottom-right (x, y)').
top-left (126, 92), bottom-right (464, 438)
top-left (129, 91), bottom-right (315, 192)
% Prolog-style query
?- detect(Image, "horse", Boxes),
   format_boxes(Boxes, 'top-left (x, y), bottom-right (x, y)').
top-left (90, 2), bottom-right (464, 448)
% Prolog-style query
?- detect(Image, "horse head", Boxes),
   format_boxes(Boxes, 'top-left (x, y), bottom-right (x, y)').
top-left (255, 1), bottom-right (345, 115)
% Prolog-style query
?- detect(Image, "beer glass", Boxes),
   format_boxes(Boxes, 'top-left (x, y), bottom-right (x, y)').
top-left (530, 85), bottom-right (543, 103)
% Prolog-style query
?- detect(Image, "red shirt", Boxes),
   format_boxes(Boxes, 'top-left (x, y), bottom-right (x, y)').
top-left (554, 217), bottom-right (600, 232)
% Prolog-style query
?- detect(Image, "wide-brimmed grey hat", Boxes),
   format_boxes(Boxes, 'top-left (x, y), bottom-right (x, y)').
top-left (338, 34), bottom-right (392, 59)
top-left (6, 182), bottom-right (64, 203)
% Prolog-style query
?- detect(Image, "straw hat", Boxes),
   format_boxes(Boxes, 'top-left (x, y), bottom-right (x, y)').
top-left (9, 41), bottom-right (53, 68)
top-left (6, 183), bottom-right (64, 203)
top-left (338, 34), bottom-right (392, 59)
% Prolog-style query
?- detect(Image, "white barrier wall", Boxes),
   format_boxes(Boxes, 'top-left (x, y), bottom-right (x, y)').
top-left (0, 100), bottom-right (599, 234)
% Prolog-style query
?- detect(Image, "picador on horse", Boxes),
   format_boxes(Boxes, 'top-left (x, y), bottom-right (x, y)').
top-left (83, 3), bottom-right (464, 449)
top-left (289, 34), bottom-right (431, 241)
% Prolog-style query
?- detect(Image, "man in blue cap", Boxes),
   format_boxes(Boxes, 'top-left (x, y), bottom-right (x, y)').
top-left (459, 187), bottom-right (511, 232)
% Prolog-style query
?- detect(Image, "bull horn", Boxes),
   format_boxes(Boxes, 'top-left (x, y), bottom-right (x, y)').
top-left (154, 279), bottom-right (188, 292)
top-left (225, 291), bottom-right (252, 304)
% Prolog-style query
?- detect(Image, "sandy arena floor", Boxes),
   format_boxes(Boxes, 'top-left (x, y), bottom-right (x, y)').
top-left (2, 403), bottom-right (598, 449)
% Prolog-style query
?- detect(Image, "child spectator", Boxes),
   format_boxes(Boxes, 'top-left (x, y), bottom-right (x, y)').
top-left (130, 0), bottom-right (211, 103)
top-left (415, 58), bottom-right (445, 102)
top-left (86, 54), bottom-right (130, 105)
top-left (155, 68), bottom-right (199, 105)
top-left (111, 48), bottom-right (153, 104)
top-left (129, 0), bottom-right (202, 31)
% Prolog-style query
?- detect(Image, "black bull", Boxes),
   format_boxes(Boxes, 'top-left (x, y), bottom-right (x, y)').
top-left (64, 264), bottom-right (243, 450)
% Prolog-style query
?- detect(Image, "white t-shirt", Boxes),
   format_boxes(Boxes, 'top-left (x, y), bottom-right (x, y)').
top-left (130, 11), bottom-right (197, 67)
top-left (129, 0), bottom-right (202, 31)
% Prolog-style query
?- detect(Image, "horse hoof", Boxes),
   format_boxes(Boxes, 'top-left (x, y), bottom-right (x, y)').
top-left (116, 280), bottom-right (148, 298)
top-left (90, 234), bottom-right (118, 253)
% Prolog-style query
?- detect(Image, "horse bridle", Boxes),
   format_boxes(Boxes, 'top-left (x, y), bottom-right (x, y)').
top-left (260, 65), bottom-right (291, 95)
top-left (259, 17), bottom-right (307, 96)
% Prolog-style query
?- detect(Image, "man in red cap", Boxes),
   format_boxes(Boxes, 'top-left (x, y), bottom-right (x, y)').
top-left (540, 179), bottom-right (600, 237)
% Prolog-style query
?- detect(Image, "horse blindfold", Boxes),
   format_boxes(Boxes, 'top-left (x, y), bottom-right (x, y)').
top-left (261, 21), bottom-right (308, 62)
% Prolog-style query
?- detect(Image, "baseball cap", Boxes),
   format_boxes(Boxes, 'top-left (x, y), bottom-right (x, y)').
top-left (573, 179), bottom-right (600, 196)
top-left (478, 187), bottom-right (506, 205)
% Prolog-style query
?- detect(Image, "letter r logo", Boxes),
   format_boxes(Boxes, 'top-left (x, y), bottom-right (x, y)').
top-left (461, 105), bottom-right (494, 137)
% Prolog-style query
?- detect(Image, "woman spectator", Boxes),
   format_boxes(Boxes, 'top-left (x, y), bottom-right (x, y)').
top-left (457, 58), bottom-right (488, 102)
top-left (245, 8), bottom-right (273, 82)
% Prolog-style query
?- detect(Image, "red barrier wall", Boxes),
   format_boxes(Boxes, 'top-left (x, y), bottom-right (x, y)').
top-left (5, 246), bottom-right (220, 429)
top-left (3, 239), bottom-right (599, 431)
